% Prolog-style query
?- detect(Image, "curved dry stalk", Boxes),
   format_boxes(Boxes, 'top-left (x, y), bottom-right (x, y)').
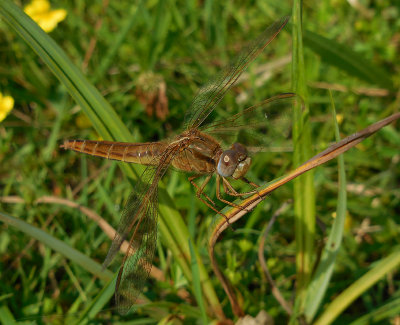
top-left (3, 195), bottom-right (193, 303)
top-left (0, 195), bottom-right (25, 203)
top-left (209, 244), bottom-right (245, 317)
top-left (258, 201), bottom-right (293, 315)
top-left (208, 112), bottom-right (400, 316)
top-left (35, 196), bottom-right (165, 282)
top-left (310, 81), bottom-right (389, 97)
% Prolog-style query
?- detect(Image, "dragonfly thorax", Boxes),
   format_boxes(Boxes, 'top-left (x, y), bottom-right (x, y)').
top-left (217, 143), bottom-right (251, 179)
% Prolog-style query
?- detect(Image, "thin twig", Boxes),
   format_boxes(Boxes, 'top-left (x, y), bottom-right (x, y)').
top-left (0, 196), bottom-right (25, 203)
top-left (310, 81), bottom-right (389, 97)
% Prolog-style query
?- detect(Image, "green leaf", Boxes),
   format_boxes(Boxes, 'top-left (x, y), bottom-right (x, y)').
top-left (0, 305), bottom-right (17, 325)
top-left (291, 1), bottom-right (316, 315)
top-left (189, 238), bottom-right (208, 324)
top-left (349, 297), bottom-right (400, 325)
top-left (314, 249), bottom-right (400, 325)
top-left (0, 211), bottom-right (112, 281)
top-left (303, 90), bottom-right (347, 322)
top-left (72, 274), bottom-right (118, 325)
top-left (304, 30), bottom-right (393, 90)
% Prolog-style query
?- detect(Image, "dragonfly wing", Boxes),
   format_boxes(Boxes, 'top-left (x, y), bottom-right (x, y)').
top-left (102, 145), bottom-right (177, 314)
top-left (102, 190), bottom-right (148, 271)
top-left (115, 185), bottom-right (158, 314)
top-left (184, 16), bottom-right (289, 130)
top-left (200, 93), bottom-right (300, 151)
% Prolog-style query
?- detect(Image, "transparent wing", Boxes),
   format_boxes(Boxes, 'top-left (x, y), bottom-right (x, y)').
top-left (102, 168), bottom-right (155, 272)
top-left (102, 146), bottom-right (177, 314)
top-left (199, 93), bottom-right (300, 151)
top-left (184, 16), bottom-right (289, 130)
top-left (115, 185), bottom-right (158, 314)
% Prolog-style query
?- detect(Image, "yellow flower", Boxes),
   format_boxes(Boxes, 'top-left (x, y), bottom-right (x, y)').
top-left (24, 0), bottom-right (67, 33)
top-left (0, 93), bottom-right (15, 122)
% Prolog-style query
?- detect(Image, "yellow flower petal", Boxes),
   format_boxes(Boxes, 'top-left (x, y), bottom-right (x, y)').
top-left (49, 9), bottom-right (67, 23)
top-left (24, 0), bottom-right (50, 16)
top-left (24, 0), bottom-right (67, 33)
top-left (0, 93), bottom-right (15, 122)
top-left (2, 96), bottom-right (14, 113)
top-left (39, 9), bottom-right (67, 32)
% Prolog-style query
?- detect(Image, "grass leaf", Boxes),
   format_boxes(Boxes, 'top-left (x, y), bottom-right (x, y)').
top-left (291, 0), bottom-right (316, 309)
top-left (303, 90), bottom-right (347, 322)
top-left (314, 249), bottom-right (400, 325)
top-left (304, 30), bottom-right (393, 90)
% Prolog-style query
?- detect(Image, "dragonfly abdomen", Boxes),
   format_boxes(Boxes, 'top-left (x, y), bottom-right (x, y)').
top-left (61, 140), bottom-right (167, 165)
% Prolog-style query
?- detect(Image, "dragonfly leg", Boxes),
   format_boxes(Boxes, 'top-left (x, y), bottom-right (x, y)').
top-left (222, 177), bottom-right (259, 197)
top-left (188, 174), bottom-right (216, 206)
top-left (189, 175), bottom-right (238, 228)
top-left (189, 174), bottom-right (236, 226)
top-left (225, 177), bottom-right (264, 202)
top-left (240, 176), bottom-right (260, 188)
top-left (216, 175), bottom-right (251, 213)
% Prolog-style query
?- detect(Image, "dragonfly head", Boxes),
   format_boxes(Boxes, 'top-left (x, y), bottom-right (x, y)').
top-left (217, 143), bottom-right (251, 179)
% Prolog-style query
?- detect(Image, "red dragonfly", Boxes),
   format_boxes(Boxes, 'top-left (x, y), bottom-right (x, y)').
top-left (62, 16), bottom-right (294, 313)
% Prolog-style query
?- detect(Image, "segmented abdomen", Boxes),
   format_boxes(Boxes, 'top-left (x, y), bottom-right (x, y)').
top-left (61, 139), bottom-right (167, 165)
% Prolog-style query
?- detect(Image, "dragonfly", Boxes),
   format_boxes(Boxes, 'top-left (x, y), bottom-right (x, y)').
top-left (61, 16), bottom-right (294, 314)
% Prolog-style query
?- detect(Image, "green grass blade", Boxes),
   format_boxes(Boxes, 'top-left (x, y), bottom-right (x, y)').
top-left (148, 0), bottom-right (171, 69)
top-left (304, 30), bottom-right (393, 90)
top-left (0, 211), bottom-right (112, 281)
top-left (291, 0), bottom-right (316, 308)
top-left (0, 305), bottom-right (17, 325)
top-left (42, 91), bottom-right (68, 161)
top-left (349, 297), bottom-right (400, 325)
top-left (93, 1), bottom-right (144, 82)
top-left (158, 188), bottom-right (222, 318)
top-left (189, 238), bottom-right (209, 324)
top-left (314, 249), bottom-right (400, 325)
top-left (72, 274), bottom-right (117, 325)
top-left (303, 91), bottom-right (347, 322)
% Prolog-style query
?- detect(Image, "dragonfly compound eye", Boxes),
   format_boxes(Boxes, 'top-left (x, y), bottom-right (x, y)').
top-left (217, 150), bottom-right (239, 177)
top-left (217, 145), bottom-right (252, 179)
top-left (231, 143), bottom-right (247, 156)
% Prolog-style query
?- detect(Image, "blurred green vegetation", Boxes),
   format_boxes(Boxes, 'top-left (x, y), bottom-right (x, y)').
top-left (0, 0), bottom-right (399, 324)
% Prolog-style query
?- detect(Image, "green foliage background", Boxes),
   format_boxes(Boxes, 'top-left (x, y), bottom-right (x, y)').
top-left (0, 0), bottom-right (399, 324)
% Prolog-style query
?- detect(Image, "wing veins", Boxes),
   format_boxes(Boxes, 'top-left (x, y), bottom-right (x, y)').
top-left (113, 145), bottom-right (179, 313)
top-left (186, 16), bottom-right (289, 130)
top-left (200, 93), bottom-right (296, 132)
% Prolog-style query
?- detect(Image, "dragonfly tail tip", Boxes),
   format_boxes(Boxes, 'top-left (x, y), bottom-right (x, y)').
top-left (60, 140), bottom-right (69, 149)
